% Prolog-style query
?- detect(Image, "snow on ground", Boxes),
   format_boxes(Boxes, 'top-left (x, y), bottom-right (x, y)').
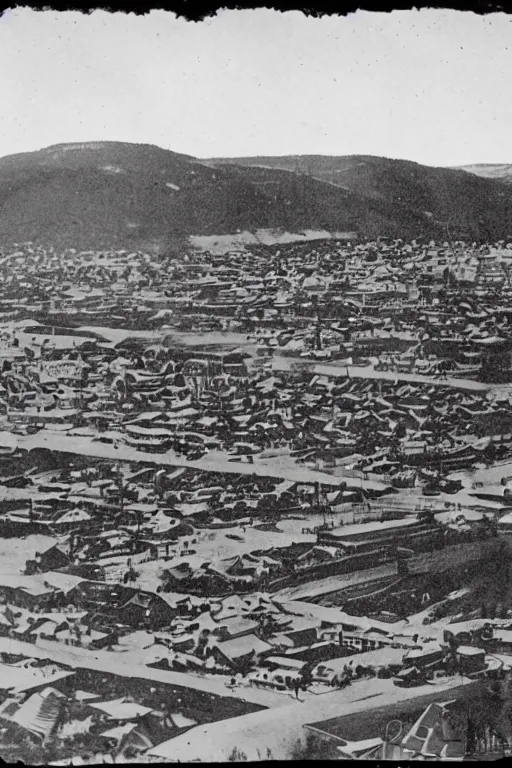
top-left (0, 486), bottom-right (61, 502)
top-left (273, 355), bottom-right (489, 392)
top-left (17, 431), bottom-right (379, 490)
top-left (452, 459), bottom-right (512, 488)
top-left (147, 674), bottom-right (476, 762)
top-left (189, 230), bottom-right (340, 254)
top-left (406, 588), bottom-right (471, 626)
top-left (0, 534), bottom-right (55, 575)
top-left (127, 521), bottom-right (316, 592)
top-left (14, 331), bottom-right (98, 350)
top-left (165, 331), bottom-right (255, 349)
top-left (196, 522), bottom-right (313, 560)
top-left (76, 326), bottom-right (162, 343)
top-left (0, 636), bottom-right (288, 710)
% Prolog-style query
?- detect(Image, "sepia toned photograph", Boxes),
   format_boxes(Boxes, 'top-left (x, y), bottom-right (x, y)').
top-left (1, 5), bottom-right (512, 763)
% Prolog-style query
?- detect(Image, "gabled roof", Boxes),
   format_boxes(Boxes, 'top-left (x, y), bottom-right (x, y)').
top-left (41, 571), bottom-right (85, 594)
top-left (89, 697), bottom-right (153, 721)
top-left (215, 634), bottom-right (272, 660)
top-left (10, 686), bottom-right (66, 739)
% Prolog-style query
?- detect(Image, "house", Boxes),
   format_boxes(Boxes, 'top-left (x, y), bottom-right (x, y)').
top-left (497, 512), bottom-right (512, 540)
top-left (456, 646), bottom-right (486, 675)
top-left (30, 544), bottom-right (70, 573)
top-left (489, 628), bottom-right (512, 654)
top-left (311, 644), bottom-right (405, 685)
top-left (211, 594), bottom-right (250, 621)
top-left (115, 591), bottom-right (178, 630)
top-left (402, 642), bottom-right (445, 670)
top-left (262, 656), bottom-right (306, 673)
top-left (0, 686), bottom-right (67, 741)
top-left (54, 623), bottom-right (113, 650)
top-left (14, 617), bottom-right (64, 643)
top-left (0, 574), bottom-right (55, 611)
top-left (342, 625), bottom-right (393, 653)
top-left (213, 617), bottom-right (260, 641)
top-left (100, 708), bottom-right (196, 760)
top-left (40, 572), bottom-right (86, 601)
top-left (281, 639), bottom-right (346, 665)
top-left (212, 634), bottom-right (272, 669)
top-left (281, 625), bottom-right (318, 648)
top-left (100, 722), bottom-right (155, 759)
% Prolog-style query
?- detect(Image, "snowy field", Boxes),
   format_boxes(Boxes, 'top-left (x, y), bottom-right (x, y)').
top-left (0, 534), bottom-right (55, 575)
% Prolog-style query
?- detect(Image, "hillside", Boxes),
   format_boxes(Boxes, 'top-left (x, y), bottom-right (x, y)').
top-left (0, 142), bottom-right (449, 252)
top-left (206, 154), bottom-right (512, 242)
top-left (455, 163), bottom-right (512, 184)
top-left (1, 142), bottom-right (512, 251)
top-left (0, 142), bottom-right (290, 253)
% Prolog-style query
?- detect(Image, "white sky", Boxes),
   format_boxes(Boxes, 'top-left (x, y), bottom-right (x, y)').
top-left (1, 8), bottom-right (512, 166)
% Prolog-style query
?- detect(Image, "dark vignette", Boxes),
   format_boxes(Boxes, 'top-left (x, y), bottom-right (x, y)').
top-left (0, 1), bottom-right (510, 23)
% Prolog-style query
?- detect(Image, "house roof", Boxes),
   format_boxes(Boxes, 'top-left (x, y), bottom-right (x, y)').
top-left (323, 516), bottom-right (419, 540)
top-left (313, 645), bottom-right (404, 675)
top-left (89, 697), bottom-right (153, 720)
top-left (0, 574), bottom-right (53, 596)
top-left (56, 508), bottom-right (92, 524)
top-left (215, 634), bottom-right (272, 660)
top-left (214, 617), bottom-right (259, 638)
top-left (100, 722), bottom-right (137, 742)
top-left (404, 642), bottom-right (444, 661)
top-left (457, 645), bottom-right (485, 656)
top-left (41, 572), bottom-right (86, 594)
top-left (0, 661), bottom-right (75, 693)
top-left (265, 656), bottom-right (305, 671)
top-left (74, 690), bottom-right (101, 702)
top-left (10, 686), bottom-right (65, 739)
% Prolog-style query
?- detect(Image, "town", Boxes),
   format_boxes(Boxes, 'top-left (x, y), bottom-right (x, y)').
top-left (2, 235), bottom-right (512, 761)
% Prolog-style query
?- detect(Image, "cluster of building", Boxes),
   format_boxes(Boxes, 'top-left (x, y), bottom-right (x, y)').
top-left (3, 236), bottom-right (512, 761)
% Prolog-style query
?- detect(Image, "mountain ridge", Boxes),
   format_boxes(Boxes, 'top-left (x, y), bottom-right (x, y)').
top-left (453, 163), bottom-right (512, 184)
top-left (1, 142), bottom-right (512, 252)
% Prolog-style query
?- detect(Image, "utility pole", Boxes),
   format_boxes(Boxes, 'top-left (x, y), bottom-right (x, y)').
top-left (116, 461), bottom-right (125, 521)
